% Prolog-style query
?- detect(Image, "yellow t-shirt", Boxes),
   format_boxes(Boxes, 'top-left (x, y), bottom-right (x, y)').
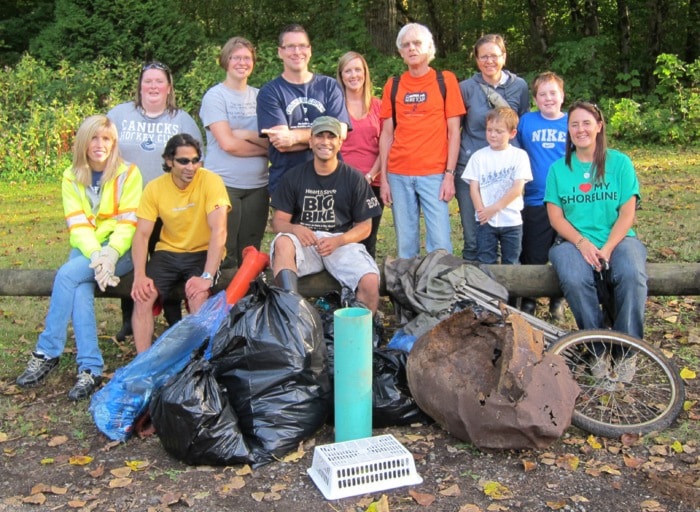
top-left (138, 168), bottom-right (231, 253)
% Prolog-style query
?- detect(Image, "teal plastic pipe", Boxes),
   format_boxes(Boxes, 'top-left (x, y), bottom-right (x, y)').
top-left (333, 307), bottom-right (373, 442)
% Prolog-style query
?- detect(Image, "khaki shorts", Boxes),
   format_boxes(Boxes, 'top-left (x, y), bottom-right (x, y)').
top-left (270, 231), bottom-right (379, 292)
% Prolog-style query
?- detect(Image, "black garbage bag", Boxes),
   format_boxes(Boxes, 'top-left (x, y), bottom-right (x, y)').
top-left (150, 354), bottom-right (256, 466)
top-left (372, 348), bottom-right (431, 427)
top-left (315, 290), bottom-right (429, 429)
top-left (209, 279), bottom-right (331, 466)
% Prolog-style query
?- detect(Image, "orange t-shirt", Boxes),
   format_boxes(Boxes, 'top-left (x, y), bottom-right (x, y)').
top-left (380, 68), bottom-right (465, 176)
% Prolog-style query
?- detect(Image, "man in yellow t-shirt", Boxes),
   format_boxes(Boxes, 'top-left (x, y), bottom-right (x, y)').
top-left (130, 134), bottom-right (231, 353)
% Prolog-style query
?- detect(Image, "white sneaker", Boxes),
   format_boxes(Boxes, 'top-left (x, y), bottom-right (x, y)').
top-left (614, 355), bottom-right (638, 383)
top-left (589, 354), bottom-right (611, 380)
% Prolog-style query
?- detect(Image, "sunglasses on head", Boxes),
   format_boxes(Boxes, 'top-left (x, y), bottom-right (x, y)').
top-left (142, 61), bottom-right (171, 73)
top-left (174, 157), bottom-right (201, 165)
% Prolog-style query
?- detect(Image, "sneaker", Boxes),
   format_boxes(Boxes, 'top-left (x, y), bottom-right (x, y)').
top-left (549, 298), bottom-right (566, 323)
top-left (68, 370), bottom-right (102, 401)
top-left (613, 355), bottom-right (637, 383)
top-left (589, 354), bottom-right (611, 380)
top-left (520, 298), bottom-right (536, 315)
top-left (16, 352), bottom-right (59, 388)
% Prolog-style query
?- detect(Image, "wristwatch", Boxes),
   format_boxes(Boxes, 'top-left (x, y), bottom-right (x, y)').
top-left (444, 169), bottom-right (455, 175)
top-left (200, 271), bottom-right (214, 287)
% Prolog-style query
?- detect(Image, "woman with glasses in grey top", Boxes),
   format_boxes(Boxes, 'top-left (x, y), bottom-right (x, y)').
top-left (455, 35), bottom-right (529, 263)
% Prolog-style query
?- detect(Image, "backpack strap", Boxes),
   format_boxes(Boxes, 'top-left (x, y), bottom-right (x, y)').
top-left (391, 70), bottom-right (447, 129)
top-left (390, 75), bottom-right (400, 128)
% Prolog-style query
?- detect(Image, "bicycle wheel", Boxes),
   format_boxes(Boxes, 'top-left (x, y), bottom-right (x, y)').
top-left (548, 329), bottom-right (685, 438)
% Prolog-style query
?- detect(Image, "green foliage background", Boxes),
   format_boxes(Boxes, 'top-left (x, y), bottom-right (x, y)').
top-left (0, 0), bottom-right (698, 180)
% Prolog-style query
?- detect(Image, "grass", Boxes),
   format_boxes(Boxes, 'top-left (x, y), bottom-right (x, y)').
top-left (0, 145), bottom-right (698, 440)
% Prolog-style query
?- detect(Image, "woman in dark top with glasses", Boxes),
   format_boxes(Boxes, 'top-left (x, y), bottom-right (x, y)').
top-left (455, 34), bottom-right (530, 263)
top-left (108, 61), bottom-right (203, 339)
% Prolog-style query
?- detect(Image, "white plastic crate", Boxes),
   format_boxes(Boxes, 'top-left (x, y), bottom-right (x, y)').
top-left (307, 434), bottom-right (423, 500)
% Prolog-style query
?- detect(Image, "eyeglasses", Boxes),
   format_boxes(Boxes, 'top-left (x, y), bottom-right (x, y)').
top-left (230, 55), bottom-right (254, 63)
top-left (174, 157), bottom-right (201, 165)
top-left (280, 44), bottom-right (310, 52)
top-left (477, 54), bottom-right (503, 62)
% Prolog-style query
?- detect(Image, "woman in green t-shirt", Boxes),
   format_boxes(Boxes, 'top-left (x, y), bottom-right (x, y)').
top-left (544, 101), bottom-right (647, 344)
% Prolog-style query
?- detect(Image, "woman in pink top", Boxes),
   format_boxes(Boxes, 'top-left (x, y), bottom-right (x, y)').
top-left (336, 51), bottom-right (384, 258)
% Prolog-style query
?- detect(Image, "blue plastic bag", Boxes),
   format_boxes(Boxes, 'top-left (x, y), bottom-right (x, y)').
top-left (90, 291), bottom-right (231, 441)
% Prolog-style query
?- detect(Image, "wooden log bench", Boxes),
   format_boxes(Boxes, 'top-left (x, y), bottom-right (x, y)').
top-left (0, 263), bottom-right (698, 299)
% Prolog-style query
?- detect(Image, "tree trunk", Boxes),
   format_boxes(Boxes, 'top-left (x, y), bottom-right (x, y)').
top-left (527, 0), bottom-right (549, 54)
top-left (647, 0), bottom-right (667, 58)
top-left (686, 0), bottom-right (699, 61)
top-left (2, 264), bottom-right (697, 299)
top-left (616, 0), bottom-right (631, 74)
top-left (364, 0), bottom-right (399, 55)
top-left (568, 0), bottom-right (583, 33)
top-left (583, 0), bottom-right (600, 36)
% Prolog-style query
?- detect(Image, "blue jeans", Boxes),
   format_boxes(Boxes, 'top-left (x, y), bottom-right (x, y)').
top-left (388, 173), bottom-right (452, 258)
top-left (476, 224), bottom-right (522, 264)
top-left (35, 247), bottom-right (134, 375)
top-left (549, 237), bottom-right (647, 339)
top-left (455, 177), bottom-right (478, 261)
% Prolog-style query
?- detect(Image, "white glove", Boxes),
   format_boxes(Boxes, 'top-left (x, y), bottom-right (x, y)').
top-left (90, 246), bottom-right (120, 291)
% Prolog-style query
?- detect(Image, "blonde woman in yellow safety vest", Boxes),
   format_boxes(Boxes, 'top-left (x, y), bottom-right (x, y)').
top-left (16, 115), bottom-right (142, 401)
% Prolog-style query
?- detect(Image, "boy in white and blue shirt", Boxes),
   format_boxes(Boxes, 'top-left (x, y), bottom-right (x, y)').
top-left (462, 107), bottom-right (532, 264)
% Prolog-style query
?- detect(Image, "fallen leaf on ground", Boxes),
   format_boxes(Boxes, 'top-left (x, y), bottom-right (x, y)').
top-left (220, 476), bottom-right (246, 492)
top-left (108, 477), bottom-right (132, 488)
top-left (640, 499), bottom-right (666, 512)
top-left (50, 486), bottom-right (68, 495)
top-left (680, 367), bottom-right (696, 379)
top-left (364, 494), bottom-right (389, 512)
top-left (0, 432), bottom-right (8, 442)
top-left (22, 493), bottom-right (46, 505)
top-left (586, 435), bottom-right (602, 449)
top-left (281, 449), bottom-right (305, 463)
top-left (125, 459), bottom-right (149, 471)
top-left (545, 500), bottom-right (567, 510)
top-left (555, 454), bottom-right (579, 471)
top-left (458, 505), bottom-right (482, 512)
top-left (160, 492), bottom-right (182, 506)
top-left (439, 484), bottom-right (461, 496)
top-left (648, 445), bottom-right (667, 456)
top-left (486, 504), bottom-right (508, 511)
top-left (40, 458), bottom-right (54, 465)
top-left (48, 435), bottom-right (68, 446)
top-left (236, 464), bottom-right (252, 476)
top-left (623, 454), bottom-right (645, 468)
top-left (271, 483), bottom-right (287, 493)
top-left (69, 455), bottom-right (93, 465)
top-left (30, 483), bottom-right (50, 494)
top-left (89, 465), bottom-right (104, 478)
top-left (522, 460), bottom-right (537, 472)
top-left (409, 489), bottom-right (436, 506)
top-left (110, 467), bottom-right (131, 478)
top-left (570, 495), bottom-right (589, 503)
top-left (68, 500), bottom-right (87, 508)
top-left (251, 492), bottom-right (265, 502)
top-left (620, 433), bottom-right (640, 446)
top-left (481, 481), bottom-right (513, 500)
top-left (101, 440), bottom-right (121, 451)
top-left (599, 464), bottom-right (622, 475)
